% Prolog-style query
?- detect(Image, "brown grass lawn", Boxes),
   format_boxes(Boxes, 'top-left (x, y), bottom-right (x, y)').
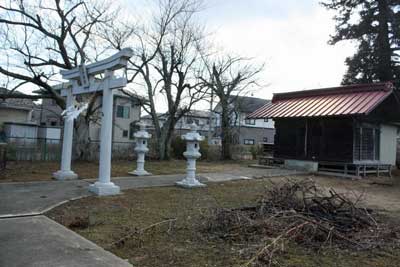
top-left (47, 177), bottom-right (400, 267)
top-left (0, 160), bottom-right (253, 183)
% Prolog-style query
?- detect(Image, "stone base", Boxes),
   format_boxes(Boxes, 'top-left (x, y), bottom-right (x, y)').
top-left (176, 178), bottom-right (206, 188)
top-left (284, 159), bottom-right (318, 172)
top-left (128, 170), bottom-right (152, 176)
top-left (53, 170), bottom-right (78, 180)
top-left (88, 182), bottom-right (120, 196)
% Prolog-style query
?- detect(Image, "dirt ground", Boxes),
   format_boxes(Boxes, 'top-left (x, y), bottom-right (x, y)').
top-left (0, 160), bottom-right (253, 183)
top-left (307, 174), bottom-right (400, 216)
top-left (47, 174), bottom-right (400, 267)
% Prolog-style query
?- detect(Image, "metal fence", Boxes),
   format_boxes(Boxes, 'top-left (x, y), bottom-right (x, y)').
top-left (5, 137), bottom-right (136, 161)
top-left (0, 143), bottom-right (6, 170)
top-left (6, 137), bottom-right (62, 161)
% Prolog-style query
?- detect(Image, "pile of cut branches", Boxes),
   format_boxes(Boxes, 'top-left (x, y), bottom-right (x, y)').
top-left (202, 179), bottom-right (400, 266)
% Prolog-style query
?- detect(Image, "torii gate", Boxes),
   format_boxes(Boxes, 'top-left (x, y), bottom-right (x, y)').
top-left (53, 48), bottom-right (133, 196)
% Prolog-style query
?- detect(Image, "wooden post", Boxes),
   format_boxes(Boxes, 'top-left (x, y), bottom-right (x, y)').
top-left (304, 119), bottom-right (308, 158)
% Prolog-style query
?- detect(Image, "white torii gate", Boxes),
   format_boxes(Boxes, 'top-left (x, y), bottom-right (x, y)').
top-left (53, 48), bottom-right (133, 196)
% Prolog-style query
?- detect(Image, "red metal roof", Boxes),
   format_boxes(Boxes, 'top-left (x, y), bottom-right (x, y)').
top-left (248, 82), bottom-right (394, 119)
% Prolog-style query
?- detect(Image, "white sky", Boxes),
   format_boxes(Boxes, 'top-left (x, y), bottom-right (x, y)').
top-left (17, 0), bottom-right (356, 110)
top-left (201, 0), bottom-right (356, 99)
top-left (121, 0), bottom-right (356, 104)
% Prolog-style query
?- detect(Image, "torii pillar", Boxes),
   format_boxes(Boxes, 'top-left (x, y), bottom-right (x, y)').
top-left (53, 89), bottom-right (78, 180)
top-left (88, 70), bottom-right (120, 195)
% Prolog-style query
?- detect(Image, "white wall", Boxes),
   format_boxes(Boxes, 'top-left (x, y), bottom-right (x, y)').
top-left (176, 116), bottom-right (213, 131)
top-left (113, 96), bottom-right (140, 142)
top-left (4, 124), bottom-right (38, 143)
top-left (213, 112), bottom-right (275, 129)
top-left (87, 92), bottom-right (141, 142)
top-left (0, 108), bottom-right (30, 125)
top-left (380, 124), bottom-right (398, 165)
top-left (233, 112), bottom-right (275, 128)
top-left (38, 127), bottom-right (61, 140)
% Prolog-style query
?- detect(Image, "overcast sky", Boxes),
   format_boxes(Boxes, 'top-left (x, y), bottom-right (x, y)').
top-left (15, 1), bottom-right (356, 108)
top-left (122, 0), bottom-right (356, 101)
top-left (205, 0), bottom-right (357, 99)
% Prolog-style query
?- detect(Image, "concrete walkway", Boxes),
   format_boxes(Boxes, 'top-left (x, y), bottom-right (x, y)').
top-left (0, 180), bottom-right (90, 218)
top-left (0, 167), bottom-right (303, 267)
top-left (0, 167), bottom-right (301, 218)
top-left (0, 216), bottom-right (132, 267)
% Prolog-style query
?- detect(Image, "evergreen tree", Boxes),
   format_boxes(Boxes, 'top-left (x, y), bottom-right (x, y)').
top-left (322, 0), bottom-right (400, 85)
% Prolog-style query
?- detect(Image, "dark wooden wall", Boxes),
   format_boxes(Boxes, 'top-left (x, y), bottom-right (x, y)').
top-left (274, 117), bottom-right (354, 162)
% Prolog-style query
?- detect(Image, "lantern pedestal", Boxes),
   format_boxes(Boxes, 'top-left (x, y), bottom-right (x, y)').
top-left (129, 122), bottom-right (152, 176)
top-left (176, 123), bottom-right (206, 188)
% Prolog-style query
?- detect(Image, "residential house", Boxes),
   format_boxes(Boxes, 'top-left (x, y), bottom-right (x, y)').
top-left (39, 88), bottom-right (142, 144)
top-left (141, 110), bottom-right (217, 137)
top-left (0, 88), bottom-right (36, 125)
top-left (214, 96), bottom-right (275, 146)
top-left (0, 88), bottom-right (58, 143)
top-left (248, 82), bottom-right (400, 176)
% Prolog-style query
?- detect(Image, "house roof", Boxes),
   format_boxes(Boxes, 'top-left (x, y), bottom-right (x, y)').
top-left (185, 110), bottom-right (212, 118)
top-left (0, 88), bottom-right (35, 111)
top-left (248, 82), bottom-right (394, 119)
top-left (230, 96), bottom-right (270, 114)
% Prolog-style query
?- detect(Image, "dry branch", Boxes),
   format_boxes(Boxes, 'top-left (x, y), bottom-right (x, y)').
top-left (202, 179), bottom-right (400, 266)
top-left (108, 218), bottom-right (177, 249)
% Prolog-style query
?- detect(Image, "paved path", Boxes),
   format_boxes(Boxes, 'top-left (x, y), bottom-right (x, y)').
top-left (0, 180), bottom-right (91, 218)
top-left (0, 167), bottom-right (301, 218)
top-left (0, 216), bottom-right (132, 267)
top-left (0, 167), bottom-right (303, 267)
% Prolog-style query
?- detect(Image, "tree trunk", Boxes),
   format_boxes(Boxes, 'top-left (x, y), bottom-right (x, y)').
top-left (73, 117), bottom-right (93, 161)
top-left (156, 117), bottom-right (176, 160)
top-left (377, 0), bottom-right (393, 81)
top-left (220, 104), bottom-right (232, 160)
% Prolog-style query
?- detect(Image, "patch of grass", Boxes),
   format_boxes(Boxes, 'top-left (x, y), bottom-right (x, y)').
top-left (46, 178), bottom-right (400, 267)
top-left (0, 160), bottom-right (253, 182)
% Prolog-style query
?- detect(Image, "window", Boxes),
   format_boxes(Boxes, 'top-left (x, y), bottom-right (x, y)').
top-left (354, 126), bottom-right (380, 161)
top-left (263, 137), bottom-right (268, 143)
top-left (50, 121), bottom-right (57, 126)
top-left (116, 105), bottom-right (130, 119)
top-left (244, 139), bottom-right (255, 145)
top-left (264, 118), bottom-right (269, 122)
top-left (245, 119), bottom-right (255, 125)
top-left (122, 130), bottom-right (128, 138)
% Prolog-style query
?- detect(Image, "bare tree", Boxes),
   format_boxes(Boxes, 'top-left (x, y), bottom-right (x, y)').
top-left (201, 56), bottom-right (264, 160)
top-left (0, 0), bottom-right (117, 159)
top-left (104, 0), bottom-right (208, 160)
top-left (0, 0), bottom-right (116, 102)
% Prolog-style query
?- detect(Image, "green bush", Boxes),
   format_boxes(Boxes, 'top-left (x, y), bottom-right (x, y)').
top-left (171, 136), bottom-right (186, 159)
top-left (249, 145), bottom-right (263, 160)
top-left (199, 139), bottom-right (209, 160)
top-left (6, 143), bottom-right (16, 161)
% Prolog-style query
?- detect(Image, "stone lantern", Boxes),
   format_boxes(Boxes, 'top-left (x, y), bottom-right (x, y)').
top-left (176, 123), bottom-right (206, 188)
top-left (129, 122), bottom-right (152, 176)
